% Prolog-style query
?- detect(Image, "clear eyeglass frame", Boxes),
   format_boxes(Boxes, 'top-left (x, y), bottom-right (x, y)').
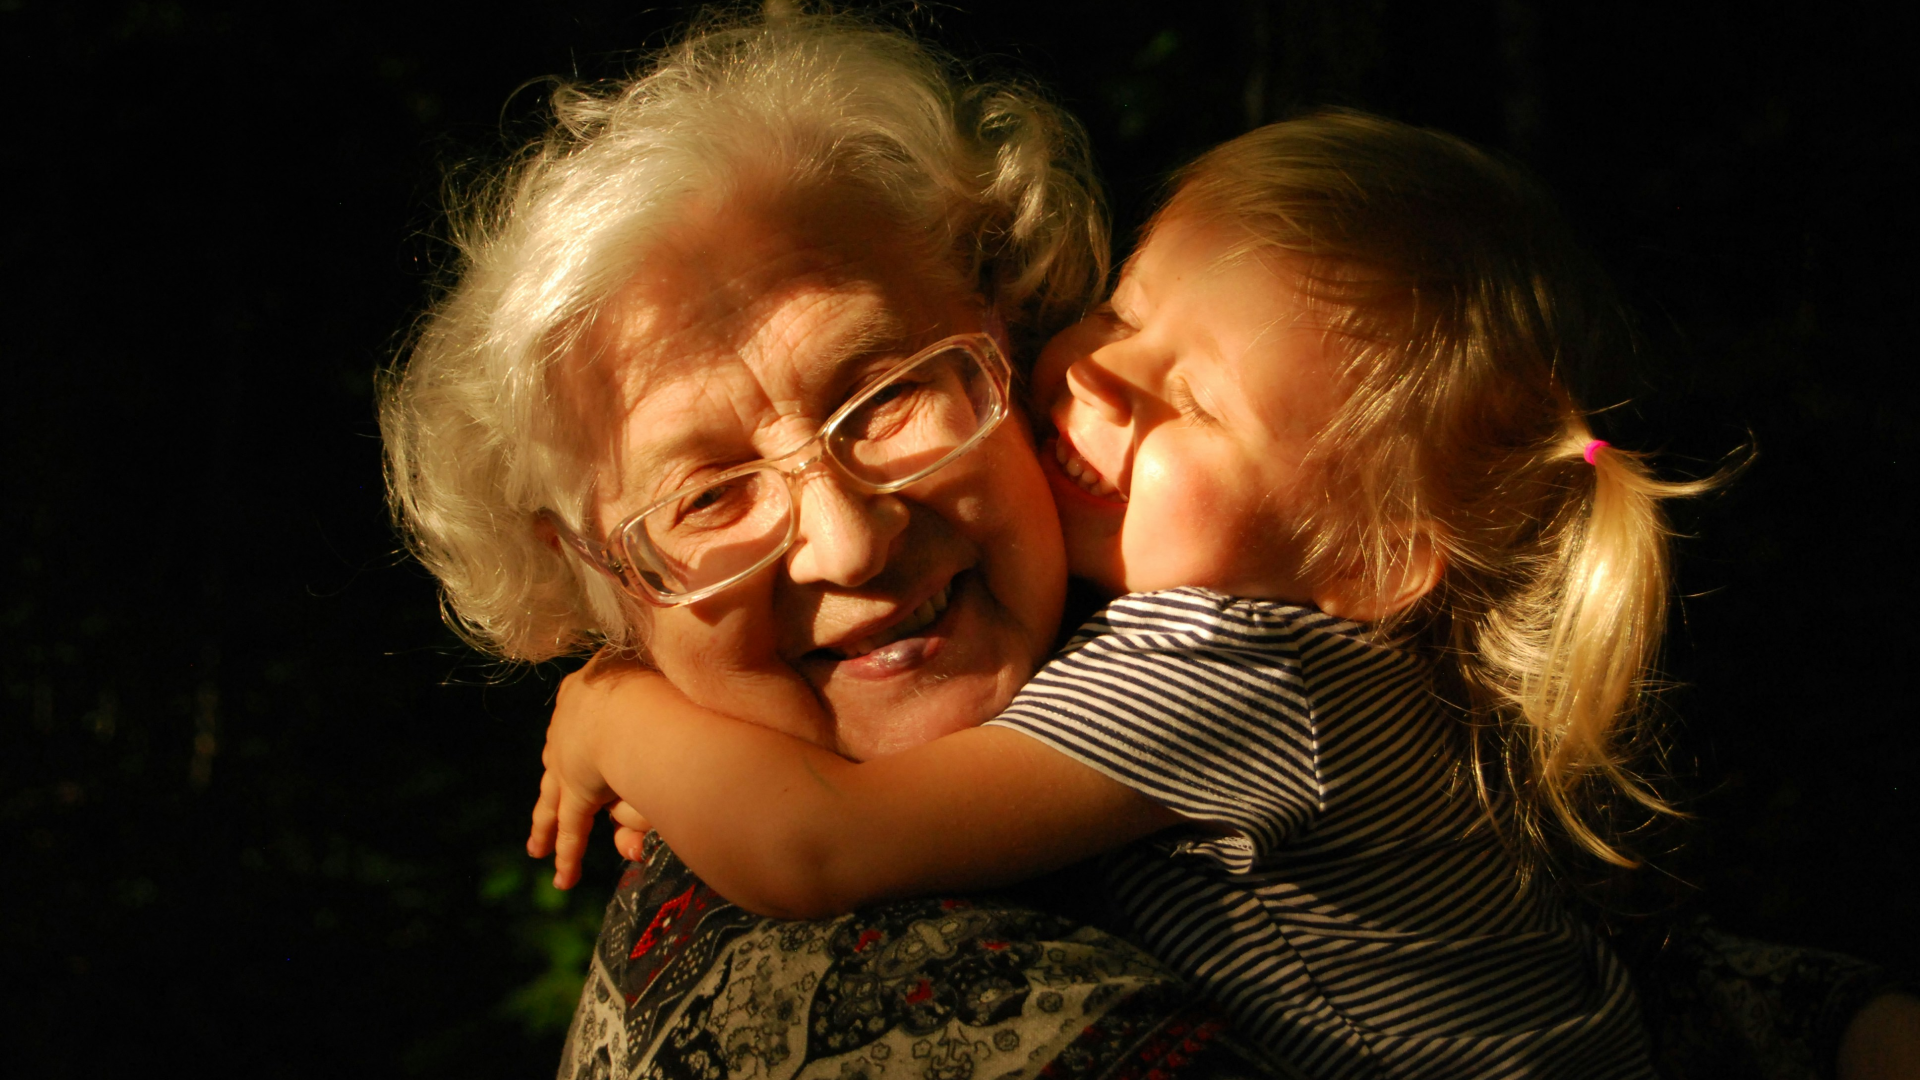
top-left (540, 331), bottom-right (1012, 607)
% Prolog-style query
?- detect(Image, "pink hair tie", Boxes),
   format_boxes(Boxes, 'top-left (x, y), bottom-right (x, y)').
top-left (1582, 439), bottom-right (1610, 465)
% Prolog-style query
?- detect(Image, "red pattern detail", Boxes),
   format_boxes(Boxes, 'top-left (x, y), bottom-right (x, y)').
top-left (630, 885), bottom-right (697, 960)
top-left (1084, 1014), bottom-right (1225, 1080)
top-left (904, 979), bottom-right (933, 1004)
top-left (980, 939), bottom-right (1009, 951)
top-left (854, 928), bottom-right (886, 953)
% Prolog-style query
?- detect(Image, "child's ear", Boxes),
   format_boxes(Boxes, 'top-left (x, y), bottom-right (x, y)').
top-left (1313, 534), bottom-right (1443, 623)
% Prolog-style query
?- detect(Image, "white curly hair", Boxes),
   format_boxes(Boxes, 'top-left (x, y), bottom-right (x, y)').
top-left (379, 9), bottom-right (1107, 661)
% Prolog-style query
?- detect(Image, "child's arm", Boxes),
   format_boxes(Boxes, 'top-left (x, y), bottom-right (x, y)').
top-left (527, 657), bottom-right (1183, 919)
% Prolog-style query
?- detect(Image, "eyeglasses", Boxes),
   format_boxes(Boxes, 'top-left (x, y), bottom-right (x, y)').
top-left (542, 332), bottom-right (1011, 607)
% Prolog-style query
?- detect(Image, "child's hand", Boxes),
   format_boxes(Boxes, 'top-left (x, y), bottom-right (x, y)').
top-left (526, 650), bottom-right (657, 889)
top-left (609, 800), bottom-right (653, 862)
top-left (528, 764), bottom-right (606, 890)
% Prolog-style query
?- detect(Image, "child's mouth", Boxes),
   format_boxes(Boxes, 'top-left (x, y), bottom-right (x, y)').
top-left (1052, 436), bottom-right (1127, 501)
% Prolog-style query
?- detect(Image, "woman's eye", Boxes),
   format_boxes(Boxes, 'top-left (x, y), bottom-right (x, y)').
top-left (844, 373), bottom-right (940, 438)
top-left (860, 380), bottom-right (914, 410)
top-left (847, 399), bottom-right (910, 442)
top-left (673, 479), bottom-right (749, 528)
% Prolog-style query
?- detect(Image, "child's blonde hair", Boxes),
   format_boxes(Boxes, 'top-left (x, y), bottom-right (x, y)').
top-left (1161, 110), bottom-right (1718, 867)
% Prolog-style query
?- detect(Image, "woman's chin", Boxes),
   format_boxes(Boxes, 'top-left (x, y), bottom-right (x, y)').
top-left (837, 704), bottom-right (990, 760)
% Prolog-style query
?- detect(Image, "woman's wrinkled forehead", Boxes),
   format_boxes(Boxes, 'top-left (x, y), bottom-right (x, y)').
top-left (548, 187), bottom-right (979, 516)
top-left (550, 284), bottom-right (910, 504)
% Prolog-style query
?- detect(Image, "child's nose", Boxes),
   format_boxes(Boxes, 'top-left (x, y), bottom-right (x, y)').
top-left (1062, 358), bottom-right (1131, 426)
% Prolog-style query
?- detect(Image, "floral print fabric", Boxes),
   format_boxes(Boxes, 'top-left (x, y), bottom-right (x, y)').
top-left (559, 834), bottom-right (1300, 1080)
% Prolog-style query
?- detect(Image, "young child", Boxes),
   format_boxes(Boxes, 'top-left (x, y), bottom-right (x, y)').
top-left (531, 111), bottom-right (1703, 1078)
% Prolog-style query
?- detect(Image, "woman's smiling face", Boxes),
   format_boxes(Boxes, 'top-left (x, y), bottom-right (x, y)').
top-left (1033, 211), bottom-right (1346, 603)
top-left (566, 186), bottom-right (1066, 761)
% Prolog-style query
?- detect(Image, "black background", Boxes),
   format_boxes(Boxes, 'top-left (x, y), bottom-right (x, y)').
top-left (2, 1), bottom-right (1914, 1075)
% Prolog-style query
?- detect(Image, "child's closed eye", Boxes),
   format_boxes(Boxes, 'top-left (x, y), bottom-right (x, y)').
top-left (1092, 302), bottom-right (1138, 335)
top-left (1169, 378), bottom-right (1218, 425)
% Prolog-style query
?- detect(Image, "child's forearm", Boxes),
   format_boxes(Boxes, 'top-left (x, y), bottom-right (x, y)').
top-left (597, 676), bottom-right (1181, 919)
top-left (591, 683), bottom-right (875, 915)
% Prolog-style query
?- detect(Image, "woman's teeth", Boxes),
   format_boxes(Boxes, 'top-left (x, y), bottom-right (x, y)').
top-left (1054, 439), bottom-right (1126, 500)
top-left (837, 581), bottom-right (953, 659)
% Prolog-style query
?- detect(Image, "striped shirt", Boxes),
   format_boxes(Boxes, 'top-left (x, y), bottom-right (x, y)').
top-left (989, 589), bottom-right (1653, 1080)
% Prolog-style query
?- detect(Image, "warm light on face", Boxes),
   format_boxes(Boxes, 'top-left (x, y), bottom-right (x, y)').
top-left (573, 188), bottom-right (1065, 761)
top-left (544, 333), bottom-right (1011, 607)
top-left (1035, 211), bottom-right (1344, 603)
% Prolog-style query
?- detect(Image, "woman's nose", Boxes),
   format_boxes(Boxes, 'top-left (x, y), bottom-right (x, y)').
top-left (784, 470), bottom-right (909, 588)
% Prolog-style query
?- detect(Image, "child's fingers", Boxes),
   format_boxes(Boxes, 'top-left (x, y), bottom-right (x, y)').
top-left (608, 799), bottom-right (653, 835)
top-left (528, 768), bottom-right (563, 859)
top-left (613, 825), bottom-right (647, 862)
top-left (606, 801), bottom-right (653, 863)
top-left (550, 787), bottom-right (599, 891)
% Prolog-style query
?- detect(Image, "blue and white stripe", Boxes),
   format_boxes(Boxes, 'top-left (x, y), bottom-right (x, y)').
top-left (991, 588), bottom-right (1652, 1080)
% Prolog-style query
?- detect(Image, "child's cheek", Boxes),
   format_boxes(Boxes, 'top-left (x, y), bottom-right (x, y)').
top-left (1119, 435), bottom-right (1276, 597)
top-left (1117, 457), bottom-right (1206, 594)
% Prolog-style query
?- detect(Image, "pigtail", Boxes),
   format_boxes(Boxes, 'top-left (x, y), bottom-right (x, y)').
top-left (1445, 433), bottom-right (1720, 872)
top-left (1489, 438), bottom-right (1716, 865)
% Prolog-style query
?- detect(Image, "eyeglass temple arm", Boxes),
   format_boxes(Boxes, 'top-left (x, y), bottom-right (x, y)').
top-left (536, 508), bottom-right (626, 576)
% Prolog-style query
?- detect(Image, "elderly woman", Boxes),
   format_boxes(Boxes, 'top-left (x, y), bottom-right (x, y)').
top-left (381, 12), bottom-right (1294, 1080)
top-left (380, 11), bottom-right (1916, 1080)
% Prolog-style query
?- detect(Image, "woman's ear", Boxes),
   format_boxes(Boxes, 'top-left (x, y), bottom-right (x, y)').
top-left (1313, 533), bottom-right (1444, 623)
top-left (533, 515), bottom-right (562, 554)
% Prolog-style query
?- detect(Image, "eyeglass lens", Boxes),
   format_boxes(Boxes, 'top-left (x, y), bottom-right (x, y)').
top-left (626, 343), bottom-right (999, 596)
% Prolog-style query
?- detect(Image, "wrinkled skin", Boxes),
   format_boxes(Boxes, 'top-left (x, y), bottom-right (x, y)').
top-left (559, 183), bottom-right (1067, 764)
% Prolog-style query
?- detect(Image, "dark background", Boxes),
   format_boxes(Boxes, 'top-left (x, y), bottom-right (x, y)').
top-left (3, 1), bottom-right (1913, 1074)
